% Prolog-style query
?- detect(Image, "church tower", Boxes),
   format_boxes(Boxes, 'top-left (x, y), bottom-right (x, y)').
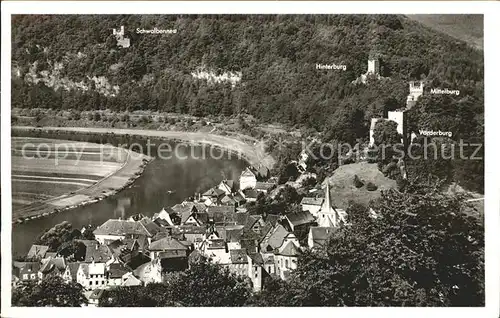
top-left (317, 182), bottom-right (338, 228)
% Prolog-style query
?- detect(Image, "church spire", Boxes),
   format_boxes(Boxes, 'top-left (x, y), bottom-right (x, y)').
top-left (324, 181), bottom-right (331, 210)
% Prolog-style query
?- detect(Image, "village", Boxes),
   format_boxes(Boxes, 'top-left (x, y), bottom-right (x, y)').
top-left (11, 58), bottom-right (431, 306)
top-left (11, 154), bottom-right (354, 306)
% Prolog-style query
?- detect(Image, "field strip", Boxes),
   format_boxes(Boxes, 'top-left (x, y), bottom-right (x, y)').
top-left (13, 126), bottom-right (275, 169)
top-left (12, 174), bottom-right (98, 183)
top-left (12, 150), bottom-right (120, 156)
top-left (12, 179), bottom-right (93, 187)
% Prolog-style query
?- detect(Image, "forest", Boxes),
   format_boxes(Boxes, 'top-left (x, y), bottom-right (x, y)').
top-left (11, 14), bottom-right (484, 192)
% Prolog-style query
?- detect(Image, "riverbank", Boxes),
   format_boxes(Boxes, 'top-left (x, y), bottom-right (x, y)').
top-left (12, 126), bottom-right (275, 170)
top-left (12, 137), bottom-right (153, 223)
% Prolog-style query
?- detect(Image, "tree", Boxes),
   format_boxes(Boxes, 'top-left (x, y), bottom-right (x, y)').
top-left (35, 221), bottom-right (79, 251)
top-left (273, 181), bottom-right (484, 306)
top-left (101, 262), bottom-right (252, 307)
top-left (373, 120), bottom-right (401, 146)
top-left (57, 240), bottom-right (86, 261)
top-left (12, 276), bottom-right (87, 307)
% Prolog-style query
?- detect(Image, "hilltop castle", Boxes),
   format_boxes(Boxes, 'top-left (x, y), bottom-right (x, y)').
top-left (353, 58), bottom-right (382, 84)
top-left (369, 80), bottom-right (425, 147)
top-left (112, 26), bottom-right (130, 48)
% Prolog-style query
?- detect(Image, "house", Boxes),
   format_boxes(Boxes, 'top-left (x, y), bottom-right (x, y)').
top-left (206, 205), bottom-right (236, 225)
top-left (283, 211), bottom-right (315, 232)
top-left (87, 288), bottom-right (105, 307)
top-left (316, 183), bottom-right (348, 228)
top-left (300, 197), bottom-right (324, 216)
top-left (122, 272), bottom-right (142, 287)
top-left (107, 238), bottom-right (139, 263)
top-left (149, 236), bottom-right (188, 261)
top-left (261, 253), bottom-right (276, 276)
top-left (221, 194), bottom-right (237, 206)
top-left (133, 261), bottom-right (162, 285)
top-left (218, 179), bottom-right (235, 195)
top-left (256, 165), bottom-right (270, 180)
top-left (259, 224), bottom-right (290, 253)
top-left (308, 227), bottom-right (335, 249)
top-left (200, 238), bottom-right (231, 264)
top-left (93, 219), bottom-right (157, 244)
top-left (233, 192), bottom-right (246, 207)
top-left (12, 262), bottom-right (40, 282)
top-left (255, 182), bottom-right (276, 194)
top-left (79, 240), bottom-right (113, 264)
top-left (274, 240), bottom-right (301, 280)
top-left (178, 226), bottom-right (206, 247)
top-left (77, 262), bottom-right (107, 290)
top-left (181, 209), bottom-right (209, 226)
top-left (152, 207), bottom-right (176, 226)
top-left (201, 188), bottom-right (226, 205)
top-left (106, 263), bottom-right (132, 287)
top-left (63, 262), bottom-right (82, 283)
top-left (243, 215), bottom-right (265, 235)
top-left (242, 189), bottom-right (259, 202)
top-left (26, 244), bottom-right (49, 260)
top-left (38, 256), bottom-right (66, 280)
top-left (239, 168), bottom-right (257, 190)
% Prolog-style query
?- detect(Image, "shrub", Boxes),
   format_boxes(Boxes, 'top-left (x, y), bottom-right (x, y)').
top-left (366, 182), bottom-right (378, 191)
top-left (353, 174), bottom-right (364, 188)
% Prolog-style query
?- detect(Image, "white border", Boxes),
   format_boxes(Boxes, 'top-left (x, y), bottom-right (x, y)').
top-left (1, 2), bottom-right (499, 318)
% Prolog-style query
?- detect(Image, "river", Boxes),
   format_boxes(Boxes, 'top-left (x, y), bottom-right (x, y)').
top-left (11, 132), bottom-right (247, 257)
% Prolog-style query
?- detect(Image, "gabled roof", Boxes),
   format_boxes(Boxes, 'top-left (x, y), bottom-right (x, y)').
top-left (178, 226), bottom-right (206, 235)
top-left (122, 273), bottom-right (142, 286)
top-left (249, 252), bottom-right (264, 265)
top-left (107, 239), bottom-right (138, 258)
top-left (13, 262), bottom-right (40, 276)
top-left (202, 187), bottom-right (225, 197)
top-left (230, 249), bottom-right (248, 264)
top-left (221, 195), bottom-right (236, 205)
top-left (139, 218), bottom-right (161, 237)
top-left (207, 206), bottom-right (236, 224)
top-left (65, 262), bottom-right (82, 281)
top-left (78, 263), bottom-right (89, 276)
top-left (107, 263), bottom-right (131, 278)
top-left (255, 182), bottom-right (275, 191)
top-left (278, 241), bottom-right (301, 256)
top-left (243, 189), bottom-right (259, 199)
top-left (243, 215), bottom-right (262, 232)
top-left (233, 193), bottom-right (246, 203)
top-left (93, 219), bottom-right (151, 237)
top-left (285, 211), bottom-right (315, 227)
top-left (27, 244), bottom-right (49, 259)
top-left (40, 257), bottom-right (66, 274)
top-left (264, 224), bottom-right (290, 250)
top-left (309, 227), bottom-right (336, 247)
top-left (300, 197), bottom-right (324, 206)
top-left (265, 214), bottom-right (280, 226)
top-left (235, 212), bottom-right (249, 225)
top-left (149, 237), bottom-right (188, 251)
top-left (83, 241), bottom-right (112, 263)
top-left (240, 167), bottom-right (256, 178)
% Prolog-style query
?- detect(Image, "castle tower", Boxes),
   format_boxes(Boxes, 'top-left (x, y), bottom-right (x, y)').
top-left (367, 58), bottom-right (380, 75)
top-left (387, 110), bottom-right (406, 145)
top-left (406, 81), bottom-right (425, 108)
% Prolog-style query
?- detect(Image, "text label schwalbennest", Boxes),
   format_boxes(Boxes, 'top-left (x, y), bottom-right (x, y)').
top-left (136, 28), bottom-right (177, 34)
